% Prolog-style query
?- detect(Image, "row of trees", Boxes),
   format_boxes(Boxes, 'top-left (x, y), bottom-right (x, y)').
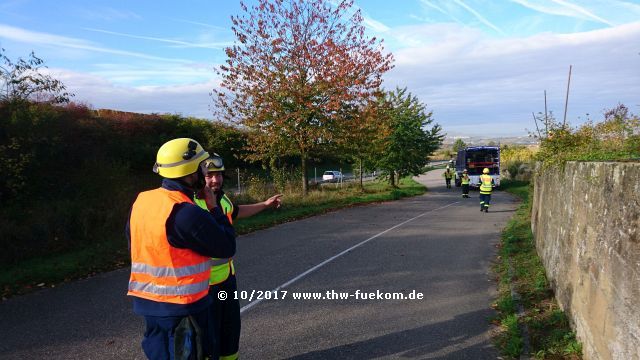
top-left (0, 97), bottom-right (261, 265)
top-left (2, 1), bottom-right (443, 195)
top-left (0, 1), bottom-right (444, 265)
top-left (212, 0), bottom-right (442, 192)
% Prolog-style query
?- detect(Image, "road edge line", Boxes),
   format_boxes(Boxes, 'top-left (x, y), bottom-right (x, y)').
top-left (240, 200), bottom-right (461, 314)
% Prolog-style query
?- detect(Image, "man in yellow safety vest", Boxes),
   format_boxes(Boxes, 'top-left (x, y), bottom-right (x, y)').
top-left (460, 169), bottom-right (470, 198)
top-left (194, 154), bottom-right (282, 360)
top-left (479, 167), bottom-right (495, 212)
top-left (443, 166), bottom-right (454, 189)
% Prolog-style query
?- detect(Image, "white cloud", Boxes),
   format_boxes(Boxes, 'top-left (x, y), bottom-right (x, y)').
top-left (77, 7), bottom-right (142, 21)
top-left (83, 28), bottom-right (233, 49)
top-left (362, 17), bottom-right (390, 32)
top-left (385, 22), bottom-right (640, 135)
top-left (349, 1), bottom-right (391, 33)
top-left (0, 24), bottom-right (192, 63)
top-left (451, 0), bottom-right (504, 34)
top-left (54, 69), bottom-right (219, 119)
top-left (46, 20), bottom-right (640, 136)
top-left (171, 19), bottom-right (227, 31)
top-left (419, 0), bottom-right (450, 17)
top-left (509, 0), bottom-right (613, 26)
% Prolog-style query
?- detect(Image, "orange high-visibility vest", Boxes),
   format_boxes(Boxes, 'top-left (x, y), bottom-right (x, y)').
top-left (128, 188), bottom-right (212, 304)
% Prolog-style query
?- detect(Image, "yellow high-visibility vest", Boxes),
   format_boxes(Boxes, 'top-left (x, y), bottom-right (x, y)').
top-left (193, 193), bottom-right (236, 285)
top-left (479, 174), bottom-right (493, 194)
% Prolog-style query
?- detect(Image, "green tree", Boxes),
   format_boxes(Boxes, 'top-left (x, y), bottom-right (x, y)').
top-left (452, 138), bottom-right (467, 152)
top-left (337, 95), bottom-right (389, 189)
top-left (211, 0), bottom-right (394, 195)
top-left (1, 48), bottom-right (73, 104)
top-left (377, 87), bottom-right (443, 187)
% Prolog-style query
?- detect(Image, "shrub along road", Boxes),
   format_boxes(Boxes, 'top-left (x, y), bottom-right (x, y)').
top-left (0, 169), bottom-right (519, 359)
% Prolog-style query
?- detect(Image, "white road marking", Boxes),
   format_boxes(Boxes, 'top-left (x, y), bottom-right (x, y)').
top-left (240, 200), bottom-right (461, 314)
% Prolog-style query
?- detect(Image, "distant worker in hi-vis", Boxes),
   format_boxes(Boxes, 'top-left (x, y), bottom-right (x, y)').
top-left (479, 167), bottom-right (495, 212)
top-left (443, 166), bottom-right (454, 189)
top-left (460, 169), bottom-right (470, 198)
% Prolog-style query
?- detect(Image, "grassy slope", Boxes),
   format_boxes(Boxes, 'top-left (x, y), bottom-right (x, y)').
top-left (493, 180), bottom-right (582, 359)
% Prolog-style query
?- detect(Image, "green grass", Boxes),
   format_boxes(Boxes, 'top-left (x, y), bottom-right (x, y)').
top-left (1, 177), bottom-right (425, 299)
top-left (0, 241), bottom-right (129, 298)
top-left (234, 177), bottom-right (425, 234)
top-left (492, 179), bottom-right (582, 359)
top-left (498, 180), bottom-right (530, 201)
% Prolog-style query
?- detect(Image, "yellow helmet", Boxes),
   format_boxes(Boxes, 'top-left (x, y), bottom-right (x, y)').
top-left (483, 168), bottom-right (490, 174)
top-left (153, 138), bottom-right (209, 178)
top-left (203, 153), bottom-right (225, 172)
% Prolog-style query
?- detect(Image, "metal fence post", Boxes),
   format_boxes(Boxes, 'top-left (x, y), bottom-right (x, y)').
top-left (237, 168), bottom-right (241, 193)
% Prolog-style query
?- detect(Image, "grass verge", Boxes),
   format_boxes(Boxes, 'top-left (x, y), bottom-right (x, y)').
top-left (1, 177), bottom-right (425, 300)
top-left (492, 179), bottom-right (582, 359)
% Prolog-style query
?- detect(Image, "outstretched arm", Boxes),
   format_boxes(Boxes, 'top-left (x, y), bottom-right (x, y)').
top-left (237, 194), bottom-right (283, 219)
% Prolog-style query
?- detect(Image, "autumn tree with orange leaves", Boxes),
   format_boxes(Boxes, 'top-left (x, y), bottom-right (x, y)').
top-left (212, 0), bottom-right (394, 194)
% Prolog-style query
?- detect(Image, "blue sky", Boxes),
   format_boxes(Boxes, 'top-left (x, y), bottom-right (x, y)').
top-left (1, 0), bottom-right (639, 137)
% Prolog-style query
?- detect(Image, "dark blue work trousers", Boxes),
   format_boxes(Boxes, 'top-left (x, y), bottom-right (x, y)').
top-left (479, 193), bottom-right (491, 210)
top-left (209, 274), bottom-right (241, 359)
top-left (142, 307), bottom-right (211, 360)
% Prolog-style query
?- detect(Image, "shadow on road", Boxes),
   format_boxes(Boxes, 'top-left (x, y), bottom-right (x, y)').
top-left (481, 209), bottom-right (516, 214)
top-left (284, 308), bottom-right (497, 360)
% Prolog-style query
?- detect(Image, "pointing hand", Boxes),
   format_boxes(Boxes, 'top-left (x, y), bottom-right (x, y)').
top-left (265, 194), bottom-right (283, 209)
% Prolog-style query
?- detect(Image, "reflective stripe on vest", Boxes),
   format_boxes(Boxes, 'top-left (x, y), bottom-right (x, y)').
top-left (128, 188), bottom-right (212, 304)
top-left (479, 175), bottom-right (493, 194)
top-left (193, 192), bottom-right (236, 285)
top-left (220, 194), bottom-right (234, 224)
top-left (131, 261), bottom-right (212, 277)
top-left (128, 280), bottom-right (209, 296)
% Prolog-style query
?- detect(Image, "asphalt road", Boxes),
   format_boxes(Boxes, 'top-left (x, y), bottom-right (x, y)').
top-left (0, 169), bottom-right (518, 359)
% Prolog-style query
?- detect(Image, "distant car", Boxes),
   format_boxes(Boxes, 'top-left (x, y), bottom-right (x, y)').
top-left (322, 170), bottom-right (343, 182)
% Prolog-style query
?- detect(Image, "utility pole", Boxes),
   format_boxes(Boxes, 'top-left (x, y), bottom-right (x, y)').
top-left (563, 65), bottom-right (572, 128)
top-left (544, 90), bottom-right (549, 136)
top-left (532, 112), bottom-right (542, 138)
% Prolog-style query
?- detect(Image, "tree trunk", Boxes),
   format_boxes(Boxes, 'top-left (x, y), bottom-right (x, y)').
top-left (301, 152), bottom-right (308, 196)
top-left (389, 170), bottom-right (395, 187)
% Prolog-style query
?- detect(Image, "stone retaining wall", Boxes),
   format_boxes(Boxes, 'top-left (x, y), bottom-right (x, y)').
top-left (531, 161), bottom-right (640, 360)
